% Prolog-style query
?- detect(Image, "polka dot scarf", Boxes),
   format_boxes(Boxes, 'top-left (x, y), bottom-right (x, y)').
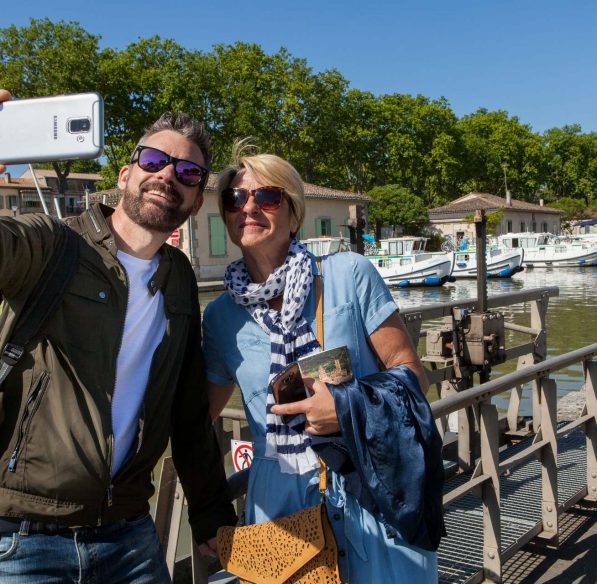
top-left (224, 239), bottom-right (321, 474)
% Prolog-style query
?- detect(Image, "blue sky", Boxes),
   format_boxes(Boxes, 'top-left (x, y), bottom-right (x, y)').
top-left (2, 0), bottom-right (597, 134)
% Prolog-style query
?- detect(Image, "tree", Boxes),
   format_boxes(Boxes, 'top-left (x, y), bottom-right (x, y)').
top-left (367, 185), bottom-right (428, 237)
top-left (549, 196), bottom-right (589, 233)
top-left (542, 126), bottom-right (597, 205)
top-left (457, 109), bottom-right (544, 201)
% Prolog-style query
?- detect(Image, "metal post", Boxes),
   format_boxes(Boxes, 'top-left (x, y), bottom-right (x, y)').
top-left (52, 196), bottom-right (63, 220)
top-left (507, 355), bottom-right (533, 431)
top-left (153, 457), bottom-right (185, 576)
top-left (531, 295), bottom-right (549, 432)
top-left (480, 402), bottom-right (501, 581)
top-left (474, 210), bottom-right (487, 313)
top-left (28, 164), bottom-right (50, 215)
top-left (539, 378), bottom-right (558, 542)
top-left (585, 360), bottom-right (597, 502)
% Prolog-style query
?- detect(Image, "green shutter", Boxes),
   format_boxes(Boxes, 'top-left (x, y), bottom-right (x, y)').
top-left (209, 215), bottom-right (226, 256)
top-left (315, 218), bottom-right (323, 236)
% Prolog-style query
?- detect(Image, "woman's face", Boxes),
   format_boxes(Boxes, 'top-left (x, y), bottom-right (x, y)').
top-left (224, 168), bottom-right (293, 254)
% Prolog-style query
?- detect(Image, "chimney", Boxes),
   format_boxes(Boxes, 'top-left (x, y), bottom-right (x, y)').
top-left (4, 172), bottom-right (11, 183)
top-left (506, 190), bottom-right (512, 206)
top-left (539, 198), bottom-right (544, 206)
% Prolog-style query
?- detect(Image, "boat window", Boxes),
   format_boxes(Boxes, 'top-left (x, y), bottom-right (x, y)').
top-left (388, 241), bottom-right (404, 255)
top-left (520, 237), bottom-right (536, 248)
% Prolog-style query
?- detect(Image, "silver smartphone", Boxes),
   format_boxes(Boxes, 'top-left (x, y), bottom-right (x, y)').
top-left (0, 92), bottom-right (104, 164)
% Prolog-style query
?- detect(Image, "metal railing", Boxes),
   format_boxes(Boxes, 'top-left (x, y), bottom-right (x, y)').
top-left (154, 287), bottom-right (596, 583)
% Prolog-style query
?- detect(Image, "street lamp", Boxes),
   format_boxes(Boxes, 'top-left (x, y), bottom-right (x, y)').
top-left (501, 162), bottom-right (509, 194)
top-left (501, 162), bottom-right (512, 205)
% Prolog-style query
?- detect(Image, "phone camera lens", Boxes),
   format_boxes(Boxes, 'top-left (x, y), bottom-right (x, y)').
top-left (68, 118), bottom-right (91, 133)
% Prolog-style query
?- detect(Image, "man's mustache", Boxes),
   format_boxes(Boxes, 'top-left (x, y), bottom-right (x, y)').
top-left (140, 181), bottom-right (182, 204)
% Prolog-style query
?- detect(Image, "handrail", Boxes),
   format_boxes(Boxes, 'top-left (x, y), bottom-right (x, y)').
top-left (400, 286), bottom-right (559, 318)
top-left (431, 343), bottom-right (597, 417)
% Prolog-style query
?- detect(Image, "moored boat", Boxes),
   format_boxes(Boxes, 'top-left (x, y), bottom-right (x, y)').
top-left (452, 246), bottom-right (525, 278)
top-left (366, 236), bottom-right (455, 287)
top-left (497, 233), bottom-right (597, 268)
top-left (300, 236), bottom-right (351, 256)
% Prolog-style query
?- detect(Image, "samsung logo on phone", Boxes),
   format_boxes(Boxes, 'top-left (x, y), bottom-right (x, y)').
top-left (53, 115), bottom-right (58, 140)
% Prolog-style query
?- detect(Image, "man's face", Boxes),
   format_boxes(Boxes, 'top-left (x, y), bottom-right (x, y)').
top-left (117, 130), bottom-right (205, 233)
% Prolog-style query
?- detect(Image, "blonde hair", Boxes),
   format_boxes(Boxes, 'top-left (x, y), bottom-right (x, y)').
top-left (215, 139), bottom-right (306, 236)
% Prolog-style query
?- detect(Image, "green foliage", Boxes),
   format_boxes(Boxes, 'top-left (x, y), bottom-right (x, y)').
top-left (457, 109), bottom-right (544, 200)
top-left (367, 185), bottom-right (428, 234)
top-left (550, 197), bottom-right (589, 232)
top-left (462, 208), bottom-right (503, 235)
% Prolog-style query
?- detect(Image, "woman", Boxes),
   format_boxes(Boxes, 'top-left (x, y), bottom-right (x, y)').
top-left (202, 145), bottom-right (439, 582)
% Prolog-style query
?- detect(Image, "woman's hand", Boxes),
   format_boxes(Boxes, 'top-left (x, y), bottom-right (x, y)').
top-left (198, 536), bottom-right (218, 558)
top-left (0, 89), bottom-right (12, 173)
top-left (271, 377), bottom-right (340, 435)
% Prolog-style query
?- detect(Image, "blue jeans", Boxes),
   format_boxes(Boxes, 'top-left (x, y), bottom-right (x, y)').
top-left (0, 513), bottom-right (171, 583)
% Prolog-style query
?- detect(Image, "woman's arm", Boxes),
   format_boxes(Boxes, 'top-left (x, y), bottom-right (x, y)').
top-left (367, 311), bottom-right (430, 394)
top-left (207, 381), bottom-right (236, 422)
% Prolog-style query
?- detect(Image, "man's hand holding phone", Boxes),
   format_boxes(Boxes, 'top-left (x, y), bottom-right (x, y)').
top-left (0, 90), bottom-right (104, 165)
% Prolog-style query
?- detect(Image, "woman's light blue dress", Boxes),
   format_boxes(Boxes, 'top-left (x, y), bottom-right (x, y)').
top-left (203, 252), bottom-right (437, 583)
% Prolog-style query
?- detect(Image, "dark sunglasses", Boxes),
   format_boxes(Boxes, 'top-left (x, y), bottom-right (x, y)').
top-left (131, 145), bottom-right (209, 189)
top-left (221, 186), bottom-right (286, 213)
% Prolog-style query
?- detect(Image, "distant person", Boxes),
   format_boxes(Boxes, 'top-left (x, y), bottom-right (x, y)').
top-left (0, 89), bottom-right (236, 583)
top-left (203, 143), bottom-right (444, 582)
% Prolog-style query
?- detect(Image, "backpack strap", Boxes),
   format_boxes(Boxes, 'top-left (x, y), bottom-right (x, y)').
top-left (0, 220), bottom-right (80, 388)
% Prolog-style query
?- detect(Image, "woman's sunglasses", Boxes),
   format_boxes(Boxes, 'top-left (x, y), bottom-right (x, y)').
top-left (221, 186), bottom-right (286, 213)
top-left (131, 145), bottom-right (209, 189)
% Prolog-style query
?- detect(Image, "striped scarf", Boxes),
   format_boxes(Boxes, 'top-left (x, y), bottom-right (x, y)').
top-left (224, 239), bottom-right (321, 474)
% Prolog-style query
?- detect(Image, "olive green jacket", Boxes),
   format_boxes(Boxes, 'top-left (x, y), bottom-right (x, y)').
top-left (0, 204), bottom-right (236, 542)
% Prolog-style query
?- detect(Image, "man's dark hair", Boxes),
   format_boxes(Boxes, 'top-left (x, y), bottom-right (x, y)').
top-left (137, 112), bottom-right (212, 168)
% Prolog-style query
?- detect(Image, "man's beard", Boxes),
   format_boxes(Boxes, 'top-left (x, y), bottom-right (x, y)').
top-left (121, 180), bottom-right (194, 234)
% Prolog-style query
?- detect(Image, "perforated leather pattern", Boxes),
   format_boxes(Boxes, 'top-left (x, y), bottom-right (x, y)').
top-left (217, 504), bottom-right (341, 584)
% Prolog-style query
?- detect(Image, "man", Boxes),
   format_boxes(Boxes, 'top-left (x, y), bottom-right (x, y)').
top-left (0, 89), bottom-right (236, 582)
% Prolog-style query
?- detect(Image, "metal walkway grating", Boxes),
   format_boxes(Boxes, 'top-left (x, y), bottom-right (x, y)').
top-left (438, 428), bottom-right (587, 584)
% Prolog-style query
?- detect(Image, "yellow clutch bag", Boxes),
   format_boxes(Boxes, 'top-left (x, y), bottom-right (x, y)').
top-left (217, 502), bottom-right (340, 584)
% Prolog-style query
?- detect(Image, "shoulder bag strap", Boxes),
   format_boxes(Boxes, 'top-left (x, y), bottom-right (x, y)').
top-left (314, 256), bottom-right (328, 496)
top-left (0, 220), bottom-right (80, 388)
top-left (314, 256), bottom-right (324, 350)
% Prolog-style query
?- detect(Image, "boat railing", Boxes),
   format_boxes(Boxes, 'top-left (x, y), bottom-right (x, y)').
top-left (154, 286), bottom-right (597, 583)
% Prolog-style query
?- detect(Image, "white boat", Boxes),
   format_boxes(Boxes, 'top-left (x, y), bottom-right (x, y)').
top-left (301, 236), bottom-right (351, 256)
top-left (452, 245), bottom-right (525, 278)
top-left (366, 237), bottom-right (455, 287)
top-left (497, 233), bottom-right (597, 268)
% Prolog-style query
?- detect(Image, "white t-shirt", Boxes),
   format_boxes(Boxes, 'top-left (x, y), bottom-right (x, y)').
top-left (111, 250), bottom-right (167, 476)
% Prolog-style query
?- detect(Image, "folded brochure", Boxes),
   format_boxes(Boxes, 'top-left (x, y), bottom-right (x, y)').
top-left (270, 345), bottom-right (353, 407)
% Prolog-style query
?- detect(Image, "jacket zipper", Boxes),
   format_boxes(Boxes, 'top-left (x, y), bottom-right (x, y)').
top-left (97, 260), bottom-right (129, 526)
top-left (8, 372), bottom-right (50, 472)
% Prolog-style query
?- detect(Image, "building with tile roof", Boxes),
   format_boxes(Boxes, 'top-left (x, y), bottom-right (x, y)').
top-left (428, 192), bottom-right (563, 241)
top-left (0, 172), bottom-right (53, 217)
